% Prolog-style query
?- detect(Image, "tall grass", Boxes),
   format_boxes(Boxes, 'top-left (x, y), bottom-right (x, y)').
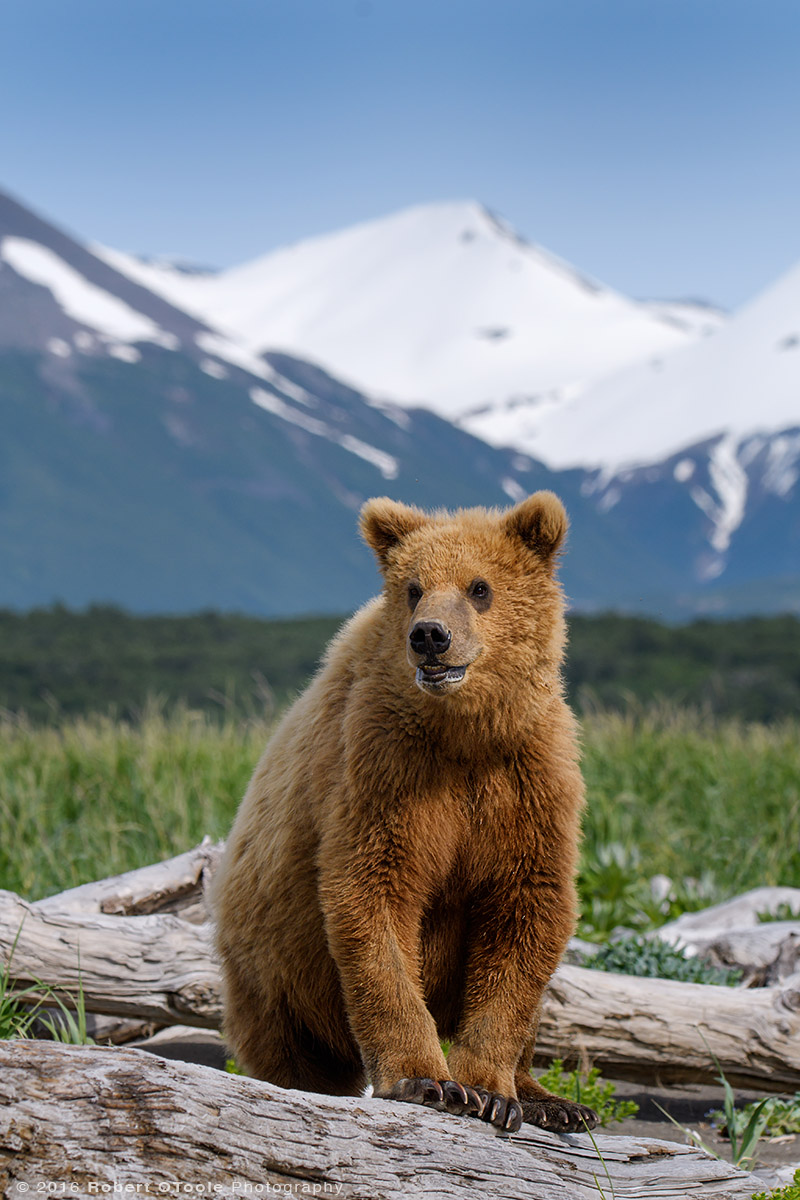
top-left (579, 705), bottom-right (800, 934)
top-left (0, 703), bottom-right (268, 899)
top-left (1, 703), bottom-right (798, 922)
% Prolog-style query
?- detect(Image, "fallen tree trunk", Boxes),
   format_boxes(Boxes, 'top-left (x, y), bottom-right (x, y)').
top-left (0, 1042), bottom-right (756, 1200)
top-left (5, 878), bottom-right (800, 1091)
top-left (32, 838), bottom-right (223, 922)
top-left (656, 886), bottom-right (800, 951)
top-left (695, 922), bottom-right (800, 986)
top-left (539, 963), bottom-right (800, 1091)
top-left (23, 842), bottom-right (223, 1040)
top-left (0, 889), bottom-right (221, 1027)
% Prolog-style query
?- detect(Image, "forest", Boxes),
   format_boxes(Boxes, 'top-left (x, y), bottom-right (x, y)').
top-left (0, 604), bottom-right (798, 723)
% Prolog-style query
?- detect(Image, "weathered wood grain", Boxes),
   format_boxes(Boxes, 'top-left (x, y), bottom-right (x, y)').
top-left (5, 875), bottom-right (800, 1088)
top-left (32, 838), bottom-right (223, 920)
top-left (0, 1042), bottom-right (757, 1199)
top-left (538, 962), bottom-right (800, 1091)
top-left (0, 889), bottom-right (221, 1027)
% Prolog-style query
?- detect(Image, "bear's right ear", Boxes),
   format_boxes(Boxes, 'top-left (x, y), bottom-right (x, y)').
top-left (503, 491), bottom-right (568, 567)
top-left (360, 497), bottom-right (428, 569)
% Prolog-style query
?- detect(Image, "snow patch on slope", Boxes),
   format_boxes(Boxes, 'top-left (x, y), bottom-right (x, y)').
top-left (194, 331), bottom-right (269, 380)
top-left (107, 344), bottom-right (142, 363)
top-left (250, 388), bottom-right (398, 479)
top-left (763, 432), bottom-right (800, 497)
top-left (1, 237), bottom-right (166, 345)
top-left (689, 435), bottom-right (748, 558)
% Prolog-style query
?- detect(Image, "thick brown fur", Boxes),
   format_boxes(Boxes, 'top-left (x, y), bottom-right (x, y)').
top-left (212, 492), bottom-right (597, 1133)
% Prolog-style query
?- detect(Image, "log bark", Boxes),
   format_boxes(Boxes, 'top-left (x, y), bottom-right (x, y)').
top-left (695, 922), bottom-right (800, 986)
top-left (5, 876), bottom-right (800, 1089)
top-left (0, 889), bottom-right (221, 1027)
top-left (0, 1041), bottom-right (757, 1200)
top-left (32, 838), bottom-right (223, 922)
top-left (656, 886), bottom-right (800, 951)
top-left (538, 962), bottom-right (800, 1092)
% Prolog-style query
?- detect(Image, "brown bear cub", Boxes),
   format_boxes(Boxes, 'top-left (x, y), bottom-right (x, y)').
top-left (213, 492), bottom-right (597, 1134)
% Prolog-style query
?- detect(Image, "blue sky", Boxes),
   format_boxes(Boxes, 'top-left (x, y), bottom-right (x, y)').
top-left (3, 0), bottom-right (799, 308)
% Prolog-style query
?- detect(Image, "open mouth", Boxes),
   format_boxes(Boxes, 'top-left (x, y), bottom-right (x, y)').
top-left (415, 663), bottom-right (468, 691)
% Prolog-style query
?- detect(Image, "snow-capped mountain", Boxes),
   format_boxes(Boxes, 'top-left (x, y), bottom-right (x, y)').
top-left (536, 261), bottom-right (800, 597)
top-left (98, 201), bottom-right (707, 436)
top-left (98, 197), bottom-right (799, 612)
top-left (0, 188), bottom-right (279, 382)
top-left (534, 260), bottom-right (800, 470)
top-left (0, 190), bottom-right (204, 358)
top-left (0, 187), bottom-right (647, 615)
top-left (1, 186), bottom-right (797, 616)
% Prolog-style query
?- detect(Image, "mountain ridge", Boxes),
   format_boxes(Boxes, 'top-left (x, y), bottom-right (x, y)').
top-left (1, 187), bottom-right (797, 617)
top-left (99, 199), bottom-right (703, 436)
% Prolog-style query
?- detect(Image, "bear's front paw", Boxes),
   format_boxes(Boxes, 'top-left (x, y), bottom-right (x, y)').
top-left (521, 1096), bottom-right (598, 1133)
top-left (471, 1086), bottom-right (524, 1132)
top-left (386, 1078), bottom-right (522, 1132)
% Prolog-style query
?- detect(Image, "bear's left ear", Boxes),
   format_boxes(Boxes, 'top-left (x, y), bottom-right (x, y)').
top-left (503, 491), bottom-right (568, 566)
top-left (360, 497), bottom-right (429, 569)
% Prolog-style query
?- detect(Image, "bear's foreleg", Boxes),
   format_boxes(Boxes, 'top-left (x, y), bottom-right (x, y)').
top-left (446, 876), bottom-right (597, 1131)
top-left (514, 1024), bottom-right (599, 1132)
top-left (320, 862), bottom-right (522, 1131)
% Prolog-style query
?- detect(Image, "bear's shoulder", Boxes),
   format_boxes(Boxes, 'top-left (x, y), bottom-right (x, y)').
top-left (321, 596), bottom-right (385, 673)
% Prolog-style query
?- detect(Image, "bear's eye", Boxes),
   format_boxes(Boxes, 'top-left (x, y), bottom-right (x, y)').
top-left (407, 582), bottom-right (423, 609)
top-left (468, 579), bottom-right (493, 611)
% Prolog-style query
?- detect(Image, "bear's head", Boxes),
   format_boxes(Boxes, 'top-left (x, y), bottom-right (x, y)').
top-left (360, 492), bottom-right (568, 705)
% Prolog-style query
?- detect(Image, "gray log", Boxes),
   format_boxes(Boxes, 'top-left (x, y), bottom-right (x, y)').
top-left (656, 887), bottom-right (800, 951)
top-left (0, 889), bottom-right (221, 1027)
top-left (539, 963), bottom-right (800, 1091)
top-left (0, 1042), bottom-right (757, 1199)
top-left (32, 838), bottom-right (223, 921)
top-left (695, 922), bottom-right (800, 986)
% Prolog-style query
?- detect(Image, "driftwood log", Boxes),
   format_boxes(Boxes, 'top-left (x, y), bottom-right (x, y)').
top-left (4, 878), bottom-right (800, 1091)
top-left (653, 886), bottom-right (800, 986)
top-left (538, 963), bottom-right (800, 1091)
top-left (0, 1042), bottom-right (757, 1200)
top-left (22, 842), bottom-right (224, 1040)
top-left (33, 838), bottom-right (224, 922)
top-left (693, 922), bottom-right (800, 987)
top-left (0, 888), bottom-right (221, 1027)
top-left (656, 886), bottom-right (800, 951)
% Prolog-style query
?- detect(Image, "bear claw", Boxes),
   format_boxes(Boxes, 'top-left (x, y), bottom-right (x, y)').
top-left (473, 1087), bottom-right (523, 1132)
top-left (520, 1097), bottom-right (599, 1133)
top-left (387, 1078), bottom-right (522, 1131)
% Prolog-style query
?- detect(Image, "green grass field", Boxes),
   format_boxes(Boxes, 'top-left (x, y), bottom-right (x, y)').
top-left (1, 703), bottom-right (798, 937)
top-left (578, 706), bottom-right (800, 933)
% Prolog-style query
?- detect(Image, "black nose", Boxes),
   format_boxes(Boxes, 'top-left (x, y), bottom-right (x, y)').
top-left (409, 620), bottom-right (452, 658)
